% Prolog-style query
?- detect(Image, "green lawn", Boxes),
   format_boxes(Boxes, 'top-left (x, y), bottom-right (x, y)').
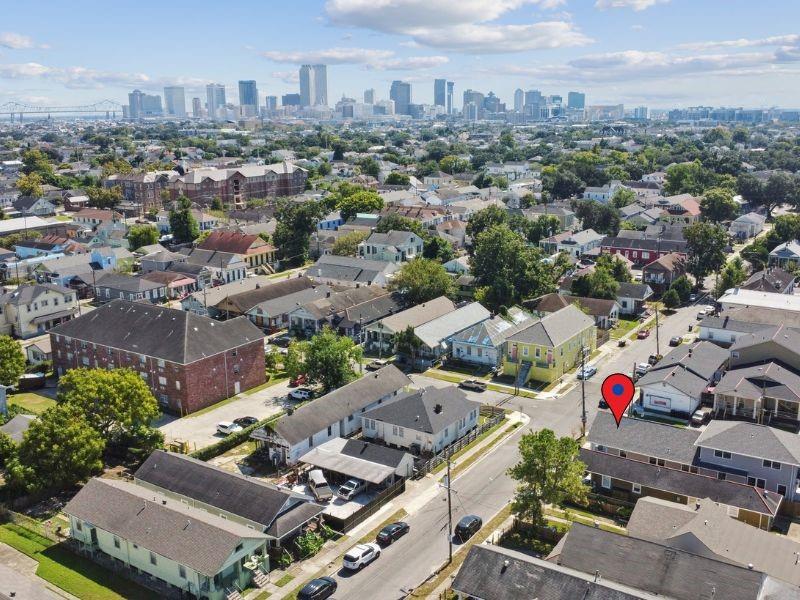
top-left (275, 573), bottom-right (295, 587)
top-left (0, 523), bottom-right (152, 600)
top-left (8, 392), bottom-right (56, 414)
top-left (610, 318), bottom-right (639, 340)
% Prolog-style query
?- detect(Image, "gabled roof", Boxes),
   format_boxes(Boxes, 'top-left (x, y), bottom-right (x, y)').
top-left (506, 304), bottom-right (595, 348)
top-left (0, 283), bottom-right (72, 306)
top-left (372, 296), bottom-right (456, 334)
top-left (363, 230), bottom-right (420, 247)
top-left (216, 276), bottom-right (315, 314)
top-left (268, 365), bottom-right (411, 445)
top-left (526, 293), bottom-right (619, 318)
top-left (94, 272), bottom-right (165, 293)
top-left (414, 302), bottom-right (491, 349)
top-left (50, 299), bottom-right (263, 364)
top-left (642, 252), bottom-right (686, 273)
top-left (729, 323), bottom-right (800, 353)
top-left (588, 412), bottom-right (700, 464)
top-left (306, 254), bottom-right (398, 283)
top-left (616, 282), bottom-right (653, 300)
top-left (363, 386), bottom-right (480, 434)
top-left (295, 286), bottom-right (390, 320)
top-left (714, 362), bottom-right (800, 405)
top-left (452, 313), bottom-right (534, 347)
top-left (637, 341), bottom-right (728, 397)
top-left (64, 478), bottom-right (267, 576)
top-left (300, 437), bottom-right (411, 484)
top-left (197, 230), bottom-right (271, 255)
top-left (741, 268), bottom-right (795, 292)
top-left (179, 247), bottom-right (242, 269)
top-left (695, 420), bottom-right (800, 466)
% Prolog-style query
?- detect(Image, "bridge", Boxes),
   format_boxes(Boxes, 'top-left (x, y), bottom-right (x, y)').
top-left (0, 99), bottom-right (125, 120)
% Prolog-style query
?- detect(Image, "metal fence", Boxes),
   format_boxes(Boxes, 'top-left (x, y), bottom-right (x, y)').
top-left (412, 412), bottom-right (506, 479)
top-left (326, 479), bottom-right (406, 533)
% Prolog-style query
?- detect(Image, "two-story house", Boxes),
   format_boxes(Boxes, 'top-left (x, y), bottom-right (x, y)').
top-left (539, 229), bottom-right (604, 258)
top-left (0, 283), bottom-right (77, 338)
top-left (641, 252), bottom-right (687, 294)
top-left (358, 230), bottom-right (424, 263)
top-left (197, 230), bottom-right (276, 270)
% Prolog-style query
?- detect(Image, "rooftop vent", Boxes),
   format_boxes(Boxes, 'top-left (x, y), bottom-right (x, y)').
top-left (434, 404), bottom-right (443, 414)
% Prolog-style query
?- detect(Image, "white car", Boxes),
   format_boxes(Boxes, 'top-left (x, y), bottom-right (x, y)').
top-left (342, 543), bottom-right (381, 570)
top-left (289, 388), bottom-right (313, 401)
top-left (216, 421), bottom-right (243, 436)
top-left (634, 363), bottom-right (651, 376)
top-left (337, 478), bottom-right (366, 501)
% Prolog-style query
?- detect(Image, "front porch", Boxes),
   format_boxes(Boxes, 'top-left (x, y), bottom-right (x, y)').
top-left (714, 394), bottom-right (800, 431)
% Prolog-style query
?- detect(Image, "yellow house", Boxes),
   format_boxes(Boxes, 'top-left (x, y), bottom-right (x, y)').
top-left (502, 304), bottom-right (596, 384)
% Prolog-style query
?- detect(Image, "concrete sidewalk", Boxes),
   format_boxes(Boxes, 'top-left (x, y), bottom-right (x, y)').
top-left (250, 411), bottom-right (528, 599)
top-left (0, 543), bottom-right (75, 600)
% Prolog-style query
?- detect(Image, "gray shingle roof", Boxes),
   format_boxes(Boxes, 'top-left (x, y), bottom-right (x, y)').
top-left (95, 272), bottom-right (165, 293)
top-left (616, 282), bottom-right (653, 300)
top-left (64, 478), bottom-right (267, 576)
top-left (269, 365), bottom-right (411, 445)
top-left (217, 276), bottom-right (315, 313)
top-left (714, 362), bottom-right (800, 404)
top-left (451, 313), bottom-right (533, 347)
top-left (306, 254), bottom-right (397, 283)
top-left (50, 299), bottom-right (263, 364)
top-left (0, 283), bottom-right (72, 306)
top-left (506, 304), bottom-right (595, 347)
top-left (372, 296), bottom-right (455, 334)
top-left (414, 302), bottom-right (491, 349)
top-left (637, 341), bottom-right (728, 397)
top-left (363, 386), bottom-right (480, 434)
top-left (695, 420), bottom-right (800, 466)
top-left (588, 412), bottom-right (700, 464)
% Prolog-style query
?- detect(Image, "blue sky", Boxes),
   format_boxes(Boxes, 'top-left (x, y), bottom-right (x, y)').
top-left (1, 0), bottom-right (799, 109)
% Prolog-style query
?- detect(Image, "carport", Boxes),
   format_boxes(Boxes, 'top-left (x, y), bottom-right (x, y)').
top-left (300, 437), bottom-right (409, 487)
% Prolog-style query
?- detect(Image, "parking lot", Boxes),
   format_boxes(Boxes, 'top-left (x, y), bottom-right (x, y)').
top-left (157, 378), bottom-right (294, 450)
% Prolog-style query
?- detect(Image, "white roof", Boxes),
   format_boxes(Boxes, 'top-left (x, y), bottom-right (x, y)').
top-left (718, 288), bottom-right (800, 312)
top-left (414, 302), bottom-right (491, 349)
top-left (0, 216), bottom-right (51, 234)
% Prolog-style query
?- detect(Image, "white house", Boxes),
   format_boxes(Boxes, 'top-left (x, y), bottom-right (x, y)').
top-left (0, 283), bottom-right (77, 339)
top-left (768, 241), bottom-right (800, 268)
top-left (362, 386), bottom-right (481, 454)
top-left (451, 312), bottom-right (534, 367)
top-left (539, 229), bottom-right (604, 258)
top-left (729, 212), bottom-right (766, 239)
top-left (358, 230), bottom-right (424, 263)
top-left (582, 181), bottom-right (622, 203)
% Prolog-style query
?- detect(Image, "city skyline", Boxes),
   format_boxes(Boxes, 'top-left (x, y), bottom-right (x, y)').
top-left (1, 1), bottom-right (799, 109)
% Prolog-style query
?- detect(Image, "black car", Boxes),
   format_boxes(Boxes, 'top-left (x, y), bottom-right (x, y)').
top-left (271, 334), bottom-right (293, 348)
top-left (598, 398), bottom-right (608, 409)
top-left (233, 416), bottom-right (258, 428)
top-left (297, 576), bottom-right (337, 600)
top-left (669, 336), bottom-right (683, 347)
top-left (454, 514), bottom-right (482, 542)
top-left (376, 521), bottom-right (410, 545)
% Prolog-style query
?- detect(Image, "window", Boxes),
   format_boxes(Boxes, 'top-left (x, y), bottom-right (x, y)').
top-left (649, 457), bottom-right (657, 465)
top-left (535, 348), bottom-right (540, 358)
top-left (522, 347), bottom-right (529, 357)
top-left (727, 506), bottom-right (739, 518)
top-left (601, 475), bottom-right (611, 489)
top-left (175, 381), bottom-right (180, 390)
top-left (398, 427), bottom-right (404, 438)
top-left (233, 364), bottom-right (240, 374)
top-left (235, 543), bottom-right (243, 552)
top-left (308, 435), bottom-right (313, 448)
top-left (714, 450), bottom-right (732, 459)
top-left (157, 359), bottom-right (165, 368)
top-left (632, 483), bottom-right (641, 494)
top-left (75, 520), bottom-right (82, 532)
top-left (81, 356), bottom-right (90, 366)
top-left (327, 425), bottom-right (332, 436)
top-left (619, 451), bottom-right (627, 458)
top-left (113, 537), bottom-right (120, 549)
top-left (232, 349), bottom-right (238, 357)
top-left (178, 565), bottom-right (186, 579)
top-left (778, 484), bottom-right (787, 496)
top-left (158, 376), bottom-right (167, 386)
top-left (149, 552), bottom-right (157, 566)
top-left (717, 472), bottom-right (726, 481)
top-left (656, 458), bottom-right (665, 467)
top-left (763, 459), bottom-right (781, 470)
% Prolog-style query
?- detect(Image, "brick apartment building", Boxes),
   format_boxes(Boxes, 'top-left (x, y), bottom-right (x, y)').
top-left (165, 162), bottom-right (308, 208)
top-left (103, 171), bottom-right (177, 215)
top-left (50, 300), bottom-right (265, 415)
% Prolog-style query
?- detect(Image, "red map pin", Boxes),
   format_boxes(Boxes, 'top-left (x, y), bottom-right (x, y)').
top-left (601, 373), bottom-right (636, 427)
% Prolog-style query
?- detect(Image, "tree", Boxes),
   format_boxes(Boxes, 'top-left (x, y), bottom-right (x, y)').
top-left (665, 161), bottom-right (706, 195)
top-left (56, 368), bottom-right (160, 440)
top-left (273, 199), bottom-right (326, 268)
top-left (0, 432), bottom-right (15, 469)
top-left (385, 172), bottom-right (410, 185)
top-left (700, 187), bottom-right (738, 223)
top-left (210, 196), bottom-right (224, 211)
top-left (284, 341), bottom-right (307, 379)
top-left (544, 168), bottom-right (585, 200)
top-left (169, 195), bottom-right (199, 243)
top-left (86, 186), bottom-right (123, 209)
top-left (422, 236), bottom-right (455, 263)
top-left (15, 172), bottom-right (43, 197)
top-left (610, 187), bottom-right (636, 209)
top-left (331, 230), bottom-right (369, 257)
top-left (0, 335), bottom-right (25, 386)
top-left (508, 429), bottom-right (587, 526)
top-left (466, 205), bottom-right (508, 240)
top-left (572, 200), bottom-right (621, 235)
top-left (389, 258), bottom-right (454, 305)
top-left (571, 269), bottom-right (619, 300)
top-left (684, 222), bottom-right (728, 282)
top-left (439, 155), bottom-right (470, 175)
top-left (5, 404), bottom-right (105, 493)
top-left (21, 149), bottom-right (54, 180)
top-left (662, 288), bottom-right (680, 309)
top-left (127, 224), bottom-right (159, 251)
top-left (669, 275), bottom-right (693, 302)
top-left (293, 328), bottom-right (362, 392)
top-left (329, 184), bottom-right (383, 221)
top-left (741, 238), bottom-right (769, 271)
top-left (375, 213), bottom-right (426, 238)
top-left (395, 326), bottom-right (422, 370)
top-left (594, 253), bottom-right (632, 282)
top-left (715, 257), bottom-right (748, 297)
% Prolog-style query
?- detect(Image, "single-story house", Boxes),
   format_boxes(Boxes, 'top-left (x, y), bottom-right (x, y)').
top-left (616, 282), bottom-right (653, 315)
top-left (451, 313), bottom-right (535, 366)
top-left (299, 437), bottom-right (415, 486)
top-left (525, 293), bottom-right (620, 330)
top-left (768, 241), bottom-right (800, 268)
top-left (363, 296), bottom-right (456, 354)
top-left (408, 302), bottom-right (491, 367)
top-left (729, 212), bottom-right (766, 239)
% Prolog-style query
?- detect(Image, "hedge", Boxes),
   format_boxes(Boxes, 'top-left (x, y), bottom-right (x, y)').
top-left (190, 412), bottom-right (284, 462)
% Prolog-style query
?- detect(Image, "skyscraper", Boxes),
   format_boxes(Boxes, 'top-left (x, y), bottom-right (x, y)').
top-left (206, 83), bottom-right (226, 120)
top-left (163, 86), bottom-right (186, 117)
top-left (446, 81), bottom-right (454, 115)
top-left (390, 81), bottom-right (412, 115)
top-left (463, 89), bottom-right (484, 119)
top-left (238, 80), bottom-right (259, 116)
top-left (128, 90), bottom-right (162, 119)
top-left (514, 88), bottom-right (524, 112)
top-left (128, 89), bottom-right (144, 119)
top-left (567, 91), bottom-right (586, 110)
top-left (434, 79), bottom-right (446, 108)
top-left (192, 97), bottom-right (202, 118)
top-left (265, 96), bottom-right (278, 112)
top-left (363, 88), bottom-right (375, 104)
top-left (282, 93), bottom-right (301, 106)
top-left (299, 65), bottom-right (328, 107)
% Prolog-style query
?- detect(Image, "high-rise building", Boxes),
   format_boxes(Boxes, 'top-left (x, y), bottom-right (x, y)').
top-left (390, 81), bottom-right (412, 116)
top-left (434, 79), bottom-right (446, 108)
top-left (265, 96), bottom-right (278, 112)
top-left (446, 81), bottom-right (454, 115)
top-left (192, 97), bottom-right (202, 118)
top-left (282, 93), bottom-right (301, 106)
top-left (299, 65), bottom-right (328, 107)
top-left (128, 89), bottom-right (162, 119)
top-left (567, 92), bottom-right (586, 110)
top-left (634, 106), bottom-right (649, 120)
top-left (463, 89), bottom-right (485, 119)
top-left (524, 90), bottom-right (543, 108)
top-left (364, 88), bottom-right (375, 104)
top-left (514, 88), bottom-right (524, 112)
top-left (238, 80), bottom-right (259, 116)
top-left (206, 83), bottom-right (226, 120)
top-left (128, 89), bottom-right (144, 119)
top-left (163, 86), bottom-right (186, 117)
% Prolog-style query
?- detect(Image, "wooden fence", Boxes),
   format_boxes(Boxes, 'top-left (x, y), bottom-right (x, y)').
top-left (325, 479), bottom-right (406, 533)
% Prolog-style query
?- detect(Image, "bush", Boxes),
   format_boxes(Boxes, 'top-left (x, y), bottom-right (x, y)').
top-left (189, 413), bottom-right (282, 461)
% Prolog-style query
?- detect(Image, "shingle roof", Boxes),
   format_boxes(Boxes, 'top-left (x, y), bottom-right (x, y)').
top-left (580, 449), bottom-right (782, 516)
top-left (526, 293), bottom-right (619, 318)
top-left (616, 282), bottom-right (653, 300)
top-left (64, 478), bottom-right (267, 576)
top-left (372, 296), bottom-right (455, 334)
top-left (197, 230), bottom-right (272, 255)
top-left (729, 323), bottom-right (800, 354)
top-left (179, 247), bottom-right (242, 269)
top-left (95, 272), bottom-right (165, 293)
top-left (506, 304), bottom-right (595, 347)
top-left (451, 313), bottom-right (534, 347)
top-left (601, 236), bottom-right (687, 253)
top-left (364, 230), bottom-right (419, 247)
top-left (50, 299), bottom-right (263, 363)
top-left (741, 268), bottom-right (795, 292)
top-left (295, 286), bottom-right (390, 320)
top-left (588, 412), bottom-right (700, 463)
top-left (695, 420), bottom-right (800, 466)
top-left (363, 386), bottom-right (480, 434)
top-left (216, 276), bottom-right (315, 314)
top-left (637, 341), bottom-right (728, 397)
top-left (413, 302), bottom-right (491, 349)
top-left (714, 362), bottom-right (800, 405)
top-left (268, 365), bottom-right (411, 445)
top-left (306, 254), bottom-right (398, 283)
top-left (0, 283), bottom-right (72, 306)
top-left (300, 437), bottom-right (409, 484)
top-left (0, 414), bottom-right (36, 443)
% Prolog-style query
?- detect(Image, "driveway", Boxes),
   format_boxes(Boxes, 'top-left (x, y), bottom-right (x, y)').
top-left (157, 378), bottom-right (294, 451)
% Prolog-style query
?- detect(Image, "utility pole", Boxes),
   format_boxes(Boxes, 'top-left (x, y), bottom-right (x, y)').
top-left (655, 237), bottom-right (661, 357)
top-left (580, 346), bottom-right (587, 438)
top-left (446, 450), bottom-right (453, 565)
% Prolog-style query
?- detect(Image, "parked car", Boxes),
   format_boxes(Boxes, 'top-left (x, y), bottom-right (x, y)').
top-left (691, 406), bottom-right (713, 426)
top-left (289, 388), bottom-right (313, 401)
top-left (459, 379), bottom-right (487, 392)
top-left (696, 309), bottom-right (707, 320)
top-left (290, 374), bottom-right (307, 387)
top-left (308, 469), bottom-right (333, 502)
top-left (216, 421), bottom-right (243, 436)
top-left (342, 543), bottom-right (381, 570)
top-left (376, 521), bottom-right (410, 545)
top-left (634, 363), bottom-right (651, 377)
top-left (577, 366), bottom-right (597, 380)
top-left (455, 515), bottom-right (483, 542)
top-left (630, 404), bottom-right (645, 417)
top-left (298, 577), bottom-right (337, 600)
top-left (233, 416), bottom-right (258, 428)
top-left (271, 334), bottom-right (292, 348)
top-left (669, 336), bottom-right (683, 347)
top-left (598, 398), bottom-right (608, 409)
top-left (648, 354), bottom-right (662, 366)
top-left (337, 478), bottom-right (366, 501)
top-left (636, 329), bottom-right (651, 339)
top-left (689, 293), bottom-right (698, 303)
top-left (618, 338), bottom-right (628, 347)
top-left (366, 359), bottom-right (390, 371)
top-left (703, 305), bottom-right (715, 314)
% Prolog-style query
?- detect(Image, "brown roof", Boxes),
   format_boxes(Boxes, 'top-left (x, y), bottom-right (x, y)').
top-left (74, 208), bottom-right (120, 221)
top-left (197, 230), bottom-right (272, 255)
top-left (217, 276), bottom-right (316, 314)
top-left (526, 293), bottom-right (618, 317)
top-left (642, 252), bottom-right (686, 273)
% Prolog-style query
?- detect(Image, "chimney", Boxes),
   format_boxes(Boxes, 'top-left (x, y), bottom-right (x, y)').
top-left (501, 559), bottom-right (510, 574)
top-left (434, 404), bottom-right (443, 414)
top-left (326, 291), bottom-right (331, 298)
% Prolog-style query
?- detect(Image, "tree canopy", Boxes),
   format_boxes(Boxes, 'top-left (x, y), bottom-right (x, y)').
top-left (127, 224), bottom-right (159, 251)
top-left (273, 199), bottom-right (327, 268)
top-left (684, 222), bottom-right (728, 282)
top-left (331, 230), bottom-right (369, 256)
top-left (700, 187), bottom-right (738, 223)
top-left (0, 336), bottom-right (25, 386)
top-left (168, 195), bottom-right (199, 243)
top-left (389, 258), bottom-right (454, 305)
top-left (285, 328), bottom-right (363, 393)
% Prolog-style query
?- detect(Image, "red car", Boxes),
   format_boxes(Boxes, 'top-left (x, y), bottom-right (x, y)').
top-left (290, 374), bottom-right (307, 387)
top-left (636, 329), bottom-right (651, 339)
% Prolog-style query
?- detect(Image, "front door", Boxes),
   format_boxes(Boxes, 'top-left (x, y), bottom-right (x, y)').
top-left (234, 381), bottom-right (241, 395)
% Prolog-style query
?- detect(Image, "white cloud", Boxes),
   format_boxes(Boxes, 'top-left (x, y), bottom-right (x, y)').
top-left (369, 55), bottom-right (449, 70)
top-left (261, 47), bottom-right (394, 65)
top-left (595, 0), bottom-right (669, 10)
top-left (324, 0), bottom-right (584, 54)
top-left (271, 71), bottom-right (300, 84)
top-left (0, 32), bottom-right (38, 49)
top-left (677, 34), bottom-right (800, 51)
